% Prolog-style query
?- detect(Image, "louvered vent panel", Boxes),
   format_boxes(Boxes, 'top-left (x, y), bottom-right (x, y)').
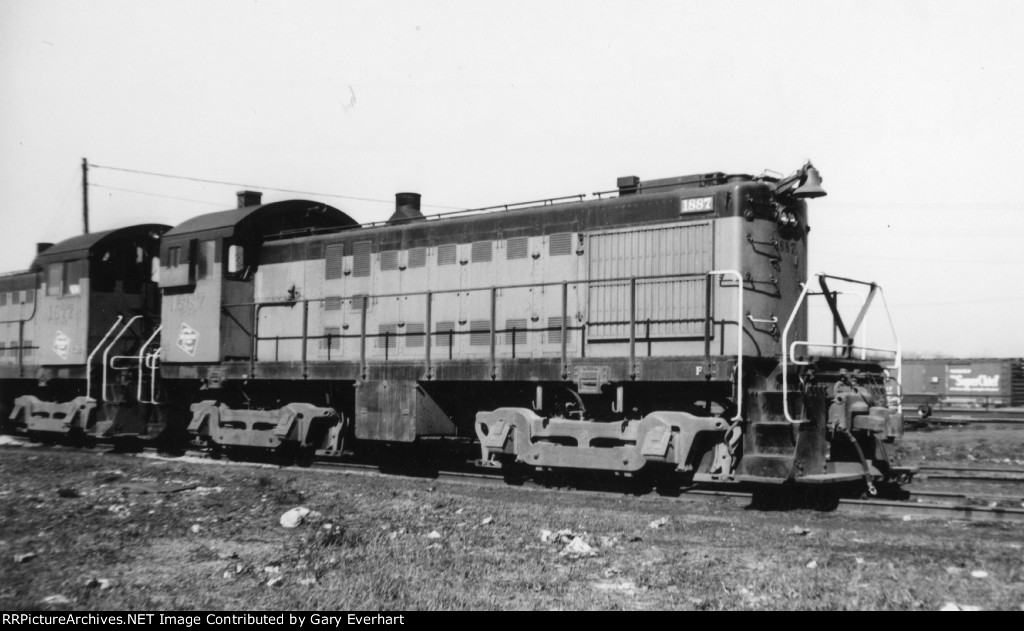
top-left (353, 242), bottom-right (371, 277)
top-left (472, 241), bottom-right (493, 263)
top-left (437, 244), bottom-right (457, 266)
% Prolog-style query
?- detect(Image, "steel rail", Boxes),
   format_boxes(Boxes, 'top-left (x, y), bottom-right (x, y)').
top-left (154, 447), bottom-right (1024, 523)
top-left (7, 439), bottom-right (1021, 523)
top-left (917, 464), bottom-right (1024, 474)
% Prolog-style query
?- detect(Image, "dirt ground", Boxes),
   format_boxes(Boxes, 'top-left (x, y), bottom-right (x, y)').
top-left (0, 427), bottom-right (1022, 611)
top-left (896, 424), bottom-right (1024, 467)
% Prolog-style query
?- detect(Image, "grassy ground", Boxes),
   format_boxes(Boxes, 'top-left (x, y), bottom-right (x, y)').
top-left (896, 425), bottom-right (1024, 466)
top-left (1, 431), bottom-right (1023, 611)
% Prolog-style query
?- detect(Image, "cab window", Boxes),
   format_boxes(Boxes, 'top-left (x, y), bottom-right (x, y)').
top-left (196, 240), bottom-right (216, 280)
top-left (46, 263), bottom-right (62, 296)
top-left (46, 260), bottom-right (83, 296)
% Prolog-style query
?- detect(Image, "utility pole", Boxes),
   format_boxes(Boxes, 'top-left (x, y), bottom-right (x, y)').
top-left (82, 157), bottom-right (89, 234)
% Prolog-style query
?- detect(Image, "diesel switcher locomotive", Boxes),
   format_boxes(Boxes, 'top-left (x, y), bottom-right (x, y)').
top-left (2, 162), bottom-right (911, 495)
top-left (163, 162), bottom-right (909, 493)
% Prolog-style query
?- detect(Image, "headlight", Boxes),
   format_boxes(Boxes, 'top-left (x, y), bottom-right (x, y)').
top-left (778, 209), bottom-right (799, 231)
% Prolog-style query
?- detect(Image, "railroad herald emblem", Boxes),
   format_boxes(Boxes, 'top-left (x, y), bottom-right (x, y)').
top-left (53, 331), bottom-right (70, 360)
top-left (177, 323), bottom-right (199, 357)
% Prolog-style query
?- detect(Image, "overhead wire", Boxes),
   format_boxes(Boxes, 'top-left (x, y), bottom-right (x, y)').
top-left (815, 232), bottom-right (1024, 238)
top-left (89, 183), bottom-right (226, 207)
top-left (888, 296), bottom-right (1024, 307)
top-left (818, 251), bottom-right (1024, 265)
top-left (89, 163), bottom-right (465, 210)
top-left (808, 296), bottom-right (1024, 308)
top-left (823, 202), bottom-right (1024, 209)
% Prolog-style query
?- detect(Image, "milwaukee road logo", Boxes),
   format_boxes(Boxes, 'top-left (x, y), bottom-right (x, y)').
top-left (176, 323), bottom-right (199, 357)
top-left (53, 331), bottom-right (70, 360)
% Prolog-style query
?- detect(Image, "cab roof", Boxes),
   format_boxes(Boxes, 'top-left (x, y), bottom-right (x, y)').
top-left (164, 200), bottom-right (358, 240)
top-left (31, 224), bottom-right (170, 268)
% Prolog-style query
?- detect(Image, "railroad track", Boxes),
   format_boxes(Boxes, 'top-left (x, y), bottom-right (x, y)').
top-left (306, 455), bottom-right (1024, 524)
top-left (907, 488), bottom-right (1024, 507)
top-left (833, 496), bottom-right (1024, 523)
top-left (914, 408), bottom-right (1024, 426)
top-left (915, 464), bottom-right (1024, 483)
top-left (6, 438), bottom-right (1024, 524)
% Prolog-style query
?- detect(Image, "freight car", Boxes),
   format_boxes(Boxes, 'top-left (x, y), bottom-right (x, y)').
top-left (901, 358), bottom-right (1024, 412)
top-left (2, 224), bottom-right (168, 441)
top-left (158, 162), bottom-right (911, 493)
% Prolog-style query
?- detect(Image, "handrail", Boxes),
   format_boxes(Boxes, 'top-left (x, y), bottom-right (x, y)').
top-left (246, 270), bottom-right (710, 370)
top-left (145, 348), bottom-right (161, 403)
top-left (707, 270), bottom-right (744, 421)
top-left (841, 290), bottom-right (868, 360)
top-left (782, 273), bottom-right (902, 423)
top-left (248, 267), bottom-right (752, 427)
top-left (253, 322), bottom-right (589, 346)
top-left (629, 278), bottom-right (636, 378)
top-left (228, 270), bottom-right (709, 310)
top-left (109, 326), bottom-right (162, 399)
top-left (359, 294), bottom-right (368, 379)
top-left (245, 268), bottom-right (745, 418)
top-left (0, 272), bottom-right (40, 325)
top-left (85, 316), bottom-right (124, 400)
top-left (135, 326), bottom-right (162, 402)
top-left (101, 315), bottom-right (141, 402)
top-left (265, 194), bottom-right (591, 242)
top-left (814, 289), bottom-right (869, 359)
top-left (788, 341), bottom-right (898, 366)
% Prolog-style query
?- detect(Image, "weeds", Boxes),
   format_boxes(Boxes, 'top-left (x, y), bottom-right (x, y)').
top-left (1, 445), bottom-right (1023, 610)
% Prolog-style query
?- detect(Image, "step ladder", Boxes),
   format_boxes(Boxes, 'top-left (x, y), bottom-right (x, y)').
top-left (109, 325), bottom-right (162, 404)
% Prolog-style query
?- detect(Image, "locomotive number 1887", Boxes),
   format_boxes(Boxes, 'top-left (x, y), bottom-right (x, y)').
top-left (680, 197), bottom-right (714, 214)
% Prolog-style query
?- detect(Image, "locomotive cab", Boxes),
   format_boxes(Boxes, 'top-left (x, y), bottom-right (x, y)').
top-left (158, 193), bottom-right (358, 455)
top-left (7, 223), bottom-right (169, 441)
top-left (158, 192), bottom-right (357, 363)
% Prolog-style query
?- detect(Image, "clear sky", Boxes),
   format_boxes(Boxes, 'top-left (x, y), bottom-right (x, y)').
top-left (2, 0), bottom-right (1022, 357)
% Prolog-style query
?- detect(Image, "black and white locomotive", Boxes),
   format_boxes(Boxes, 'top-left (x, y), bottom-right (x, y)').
top-left (1, 162), bottom-right (912, 494)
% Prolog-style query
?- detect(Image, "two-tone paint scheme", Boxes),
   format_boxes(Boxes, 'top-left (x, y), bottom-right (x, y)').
top-left (173, 164), bottom-right (909, 491)
top-left (4, 224), bottom-right (168, 439)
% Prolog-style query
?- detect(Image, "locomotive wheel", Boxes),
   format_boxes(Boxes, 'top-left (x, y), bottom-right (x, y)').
top-left (206, 439), bottom-right (223, 460)
top-left (30, 432), bottom-right (58, 446)
top-left (805, 488), bottom-right (840, 512)
top-left (749, 487), bottom-right (796, 511)
top-left (111, 436), bottom-right (143, 454)
top-left (654, 477), bottom-right (684, 497)
top-left (274, 442), bottom-right (317, 468)
top-left (67, 430), bottom-right (95, 449)
top-left (294, 445), bottom-right (317, 468)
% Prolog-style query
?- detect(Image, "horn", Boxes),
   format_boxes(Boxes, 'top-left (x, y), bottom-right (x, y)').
top-left (793, 164), bottom-right (826, 199)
